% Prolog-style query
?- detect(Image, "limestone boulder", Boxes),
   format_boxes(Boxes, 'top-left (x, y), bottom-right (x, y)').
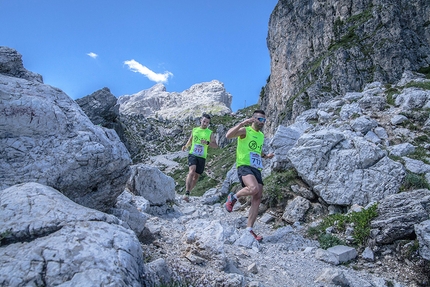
top-left (0, 47), bottom-right (131, 211)
top-left (415, 220), bottom-right (430, 261)
top-left (126, 164), bottom-right (175, 214)
top-left (0, 182), bottom-right (152, 287)
top-left (287, 129), bottom-right (405, 206)
top-left (75, 87), bottom-right (126, 143)
top-left (371, 189), bottom-right (430, 244)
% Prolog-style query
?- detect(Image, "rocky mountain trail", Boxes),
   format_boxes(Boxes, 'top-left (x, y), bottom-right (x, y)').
top-left (140, 193), bottom-right (424, 287)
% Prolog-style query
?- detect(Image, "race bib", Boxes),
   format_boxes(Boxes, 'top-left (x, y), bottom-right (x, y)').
top-left (250, 152), bottom-right (263, 169)
top-left (192, 144), bottom-right (204, 157)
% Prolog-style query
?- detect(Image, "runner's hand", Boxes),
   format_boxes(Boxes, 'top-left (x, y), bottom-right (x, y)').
top-left (240, 117), bottom-right (256, 127)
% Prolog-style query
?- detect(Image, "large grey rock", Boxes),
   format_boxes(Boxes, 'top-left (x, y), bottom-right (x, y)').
top-left (340, 102), bottom-right (362, 120)
top-left (0, 48), bottom-right (131, 212)
top-left (282, 196), bottom-right (311, 223)
top-left (76, 87), bottom-right (119, 125)
top-left (0, 182), bottom-right (150, 287)
top-left (415, 220), bottom-right (430, 261)
top-left (371, 189), bottom-right (430, 244)
top-left (391, 114), bottom-right (408, 125)
top-left (75, 87), bottom-right (126, 143)
top-left (126, 164), bottom-right (175, 213)
top-left (402, 157), bottom-right (430, 174)
top-left (357, 95), bottom-right (387, 112)
top-left (269, 122), bottom-right (311, 171)
top-left (388, 143), bottom-right (415, 157)
top-left (287, 129), bottom-right (404, 206)
top-left (327, 245), bottom-right (358, 263)
top-left (315, 268), bottom-right (349, 286)
top-left (109, 189), bottom-right (150, 240)
top-left (118, 80), bottom-right (232, 120)
top-left (315, 249), bottom-right (340, 265)
top-left (351, 116), bottom-right (378, 134)
top-left (395, 87), bottom-right (430, 110)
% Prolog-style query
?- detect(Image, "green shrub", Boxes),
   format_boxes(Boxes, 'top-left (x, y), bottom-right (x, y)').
top-left (414, 135), bottom-right (430, 145)
top-left (401, 172), bottom-right (430, 191)
top-left (405, 81), bottom-right (430, 90)
top-left (407, 146), bottom-right (430, 164)
top-left (318, 233), bottom-right (346, 249)
top-left (263, 169), bottom-right (299, 207)
top-left (347, 204), bottom-right (378, 245)
top-left (418, 66), bottom-right (430, 78)
top-left (385, 87), bottom-right (399, 106)
top-left (307, 203), bottom-right (378, 248)
top-left (0, 229), bottom-right (11, 246)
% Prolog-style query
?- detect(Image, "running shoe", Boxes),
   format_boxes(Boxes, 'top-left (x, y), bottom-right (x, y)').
top-left (249, 230), bottom-right (263, 242)
top-left (183, 192), bottom-right (190, 202)
top-left (225, 192), bottom-right (237, 212)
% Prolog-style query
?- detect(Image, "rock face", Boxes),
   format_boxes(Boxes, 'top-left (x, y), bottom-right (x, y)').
top-left (268, 71), bottom-right (430, 211)
top-left (75, 87), bottom-right (126, 143)
top-left (118, 80), bottom-right (233, 120)
top-left (263, 0), bottom-right (430, 136)
top-left (0, 46), bottom-right (131, 212)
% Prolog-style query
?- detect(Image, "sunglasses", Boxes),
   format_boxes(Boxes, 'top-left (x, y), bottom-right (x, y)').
top-left (255, 117), bottom-right (266, 123)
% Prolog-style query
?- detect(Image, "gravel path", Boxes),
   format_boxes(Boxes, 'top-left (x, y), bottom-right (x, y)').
top-left (141, 194), bottom-right (415, 287)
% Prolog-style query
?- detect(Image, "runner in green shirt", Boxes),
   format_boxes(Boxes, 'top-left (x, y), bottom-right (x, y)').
top-left (224, 110), bottom-right (274, 241)
top-left (181, 113), bottom-right (218, 202)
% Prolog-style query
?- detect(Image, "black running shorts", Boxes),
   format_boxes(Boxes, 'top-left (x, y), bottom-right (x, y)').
top-left (188, 154), bottom-right (206, 175)
top-left (237, 165), bottom-right (264, 187)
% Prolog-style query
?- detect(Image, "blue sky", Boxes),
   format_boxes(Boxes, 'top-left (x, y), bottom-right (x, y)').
top-left (1, 0), bottom-right (277, 112)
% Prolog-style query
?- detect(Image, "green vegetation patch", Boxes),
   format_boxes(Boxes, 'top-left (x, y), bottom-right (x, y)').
top-left (384, 85), bottom-right (400, 106)
top-left (307, 203), bottom-right (378, 248)
top-left (418, 66), bottom-right (430, 78)
top-left (401, 171), bottom-right (430, 191)
top-left (407, 146), bottom-right (430, 165)
top-left (263, 169), bottom-right (300, 207)
top-left (405, 81), bottom-right (430, 90)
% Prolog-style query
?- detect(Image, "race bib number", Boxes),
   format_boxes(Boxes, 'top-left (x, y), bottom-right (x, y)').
top-left (192, 144), bottom-right (204, 157)
top-left (250, 152), bottom-right (263, 169)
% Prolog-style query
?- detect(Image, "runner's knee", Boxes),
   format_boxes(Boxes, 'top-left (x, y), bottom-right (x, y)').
top-left (247, 185), bottom-right (259, 195)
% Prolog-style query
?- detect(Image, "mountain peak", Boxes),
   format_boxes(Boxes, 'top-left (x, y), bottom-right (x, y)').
top-left (118, 80), bottom-right (232, 120)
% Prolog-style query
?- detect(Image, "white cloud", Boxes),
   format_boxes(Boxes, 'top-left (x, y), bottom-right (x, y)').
top-left (124, 59), bottom-right (173, 83)
top-left (87, 52), bottom-right (98, 59)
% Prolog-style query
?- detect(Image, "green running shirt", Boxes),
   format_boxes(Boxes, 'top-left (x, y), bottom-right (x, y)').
top-left (236, 126), bottom-right (265, 169)
top-left (189, 127), bottom-right (212, 159)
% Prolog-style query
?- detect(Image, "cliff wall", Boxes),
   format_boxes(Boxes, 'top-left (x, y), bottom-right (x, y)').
top-left (263, 0), bottom-right (430, 135)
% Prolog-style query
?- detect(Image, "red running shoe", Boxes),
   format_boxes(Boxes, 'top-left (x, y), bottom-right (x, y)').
top-left (249, 230), bottom-right (263, 242)
top-left (225, 193), bottom-right (237, 212)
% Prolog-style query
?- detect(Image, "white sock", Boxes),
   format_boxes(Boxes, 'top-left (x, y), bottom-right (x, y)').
top-left (246, 227), bottom-right (252, 231)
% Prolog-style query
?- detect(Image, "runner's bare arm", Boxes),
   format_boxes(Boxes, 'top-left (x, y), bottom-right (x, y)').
top-left (262, 152), bottom-right (275, 159)
top-left (208, 133), bottom-right (218, 148)
top-left (226, 118), bottom-right (255, 139)
top-left (182, 133), bottom-right (193, 151)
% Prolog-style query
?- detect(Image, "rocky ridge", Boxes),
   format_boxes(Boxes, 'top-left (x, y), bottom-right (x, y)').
top-left (118, 80), bottom-right (233, 121)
